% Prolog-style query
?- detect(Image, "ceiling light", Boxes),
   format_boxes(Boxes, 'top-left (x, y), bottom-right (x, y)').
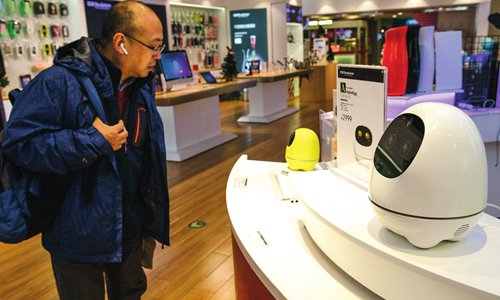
top-left (445, 6), bottom-right (468, 11)
top-left (318, 19), bottom-right (333, 25)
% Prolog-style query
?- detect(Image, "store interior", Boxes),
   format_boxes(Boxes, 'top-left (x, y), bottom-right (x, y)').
top-left (0, 0), bottom-right (499, 299)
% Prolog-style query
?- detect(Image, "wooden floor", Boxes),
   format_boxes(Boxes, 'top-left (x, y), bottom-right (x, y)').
top-left (0, 97), bottom-right (331, 300)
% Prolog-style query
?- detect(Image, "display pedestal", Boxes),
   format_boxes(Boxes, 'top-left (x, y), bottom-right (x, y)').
top-left (156, 79), bottom-right (257, 161)
top-left (158, 96), bottom-right (236, 161)
top-left (238, 80), bottom-right (297, 123)
top-left (237, 70), bottom-right (309, 123)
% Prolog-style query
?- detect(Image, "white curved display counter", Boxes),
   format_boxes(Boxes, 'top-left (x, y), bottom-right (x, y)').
top-left (226, 155), bottom-right (500, 299)
top-left (226, 155), bottom-right (380, 299)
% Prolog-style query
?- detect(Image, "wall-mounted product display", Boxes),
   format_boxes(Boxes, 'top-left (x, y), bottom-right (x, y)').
top-left (0, 0), bottom-right (71, 84)
top-left (169, 4), bottom-right (224, 70)
top-left (230, 8), bottom-right (268, 73)
top-left (287, 23), bottom-right (303, 61)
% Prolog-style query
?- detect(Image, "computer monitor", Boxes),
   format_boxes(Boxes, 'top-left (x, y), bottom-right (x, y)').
top-left (160, 50), bottom-right (193, 91)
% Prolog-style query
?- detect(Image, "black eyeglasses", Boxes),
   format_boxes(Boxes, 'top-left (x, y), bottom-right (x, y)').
top-left (123, 32), bottom-right (165, 54)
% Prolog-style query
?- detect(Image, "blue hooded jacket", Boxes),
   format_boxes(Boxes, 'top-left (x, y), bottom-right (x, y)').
top-left (2, 37), bottom-right (170, 263)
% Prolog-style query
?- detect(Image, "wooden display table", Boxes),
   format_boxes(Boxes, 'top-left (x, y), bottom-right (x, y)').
top-left (237, 69), bottom-right (310, 123)
top-left (300, 62), bottom-right (337, 107)
top-left (156, 79), bottom-right (257, 161)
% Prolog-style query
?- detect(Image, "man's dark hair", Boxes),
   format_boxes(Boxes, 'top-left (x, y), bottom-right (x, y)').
top-left (100, 0), bottom-right (149, 45)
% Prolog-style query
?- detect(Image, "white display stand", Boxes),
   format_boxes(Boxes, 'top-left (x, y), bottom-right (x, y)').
top-left (238, 80), bottom-right (297, 123)
top-left (237, 70), bottom-right (309, 123)
top-left (158, 96), bottom-right (236, 161)
top-left (417, 26), bottom-right (435, 92)
top-left (226, 155), bottom-right (380, 299)
top-left (289, 170), bottom-right (500, 300)
top-left (157, 79), bottom-right (257, 161)
top-left (227, 155), bottom-right (500, 299)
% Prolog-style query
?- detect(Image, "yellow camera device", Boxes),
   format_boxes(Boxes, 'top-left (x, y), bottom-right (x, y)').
top-left (285, 128), bottom-right (320, 171)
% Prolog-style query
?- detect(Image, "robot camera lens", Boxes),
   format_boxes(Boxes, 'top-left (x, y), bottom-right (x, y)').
top-left (385, 133), bottom-right (396, 149)
top-left (399, 141), bottom-right (412, 157)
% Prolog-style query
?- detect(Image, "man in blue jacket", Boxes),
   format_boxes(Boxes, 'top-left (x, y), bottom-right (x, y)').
top-left (2, 1), bottom-right (169, 299)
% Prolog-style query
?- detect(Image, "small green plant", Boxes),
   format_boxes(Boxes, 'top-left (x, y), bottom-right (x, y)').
top-left (0, 76), bottom-right (9, 88)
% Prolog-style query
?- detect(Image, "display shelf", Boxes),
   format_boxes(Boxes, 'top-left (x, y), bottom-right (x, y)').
top-left (1, 0), bottom-right (80, 90)
top-left (169, 3), bottom-right (227, 69)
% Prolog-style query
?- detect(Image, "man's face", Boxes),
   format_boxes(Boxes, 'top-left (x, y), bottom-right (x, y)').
top-left (121, 11), bottom-right (163, 79)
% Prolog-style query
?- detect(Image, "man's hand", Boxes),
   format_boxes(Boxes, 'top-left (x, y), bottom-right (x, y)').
top-left (93, 117), bottom-right (128, 151)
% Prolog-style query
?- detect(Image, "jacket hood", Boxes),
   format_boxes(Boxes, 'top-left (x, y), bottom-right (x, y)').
top-left (54, 37), bottom-right (115, 98)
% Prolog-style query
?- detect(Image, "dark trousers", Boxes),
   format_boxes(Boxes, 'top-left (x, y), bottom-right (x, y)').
top-left (51, 239), bottom-right (146, 300)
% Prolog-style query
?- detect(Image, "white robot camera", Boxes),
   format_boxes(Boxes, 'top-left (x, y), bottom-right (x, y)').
top-left (369, 102), bottom-right (487, 248)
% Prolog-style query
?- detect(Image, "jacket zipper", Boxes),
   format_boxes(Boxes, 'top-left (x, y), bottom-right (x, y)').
top-left (135, 107), bottom-right (146, 144)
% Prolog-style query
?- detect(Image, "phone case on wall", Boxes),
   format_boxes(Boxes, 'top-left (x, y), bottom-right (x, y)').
top-left (2, 43), bottom-right (14, 58)
top-left (39, 23), bottom-right (49, 38)
top-left (50, 25), bottom-right (60, 38)
top-left (382, 26), bottom-right (408, 97)
top-left (47, 2), bottom-right (57, 16)
top-left (7, 20), bottom-right (22, 38)
top-left (61, 25), bottom-right (69, 38)
top-left (14, 42), bottom-right (24, 59)
top-left (20, 0), bottom-right (32, 16)
top-left (6, 0), bottom-right (17, 16)
top-left (24, 19), bottom-right (34, 35)
top-left (33, 1), bottom-right (44, 15)
top-left (0, 20), bottom-right (7, 37)
top-left (42, 43), bottom-right (52, 58)
top-left (59, 3), bottom-right (68, 16)
top-left (29, 43), bottom-right (39, 59)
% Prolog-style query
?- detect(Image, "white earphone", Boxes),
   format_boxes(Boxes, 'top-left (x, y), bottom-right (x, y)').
top-left (120, 42), bottom-right (128, 55)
